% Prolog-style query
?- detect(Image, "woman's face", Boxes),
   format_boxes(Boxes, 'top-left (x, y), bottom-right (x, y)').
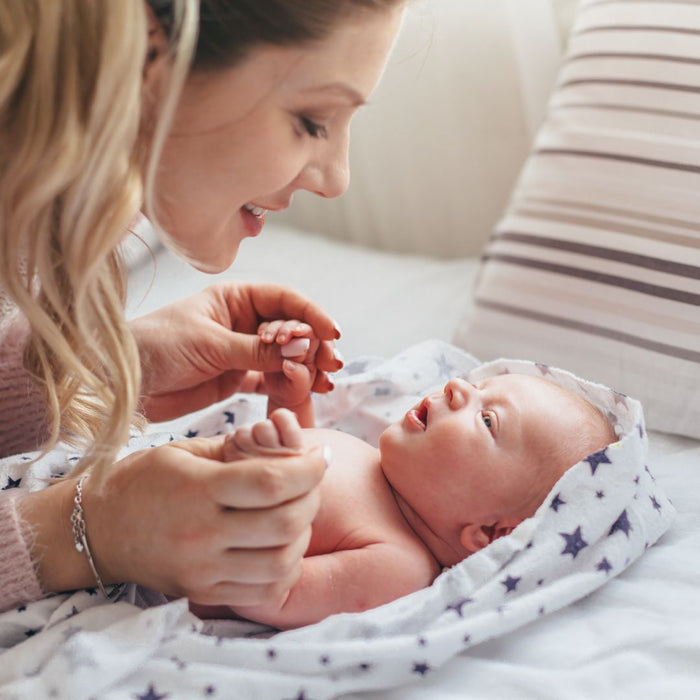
top-left (151, 6), bottom-right (404, 272)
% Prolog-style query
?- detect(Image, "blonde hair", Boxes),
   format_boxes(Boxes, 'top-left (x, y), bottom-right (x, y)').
top-left (1, 0), bottom-right (401, 482)
top-left (0, 0), bottom-right (197, 482)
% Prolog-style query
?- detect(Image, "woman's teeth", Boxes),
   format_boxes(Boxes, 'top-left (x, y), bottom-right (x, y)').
top-left (244, 203), bottom-right (266, 218)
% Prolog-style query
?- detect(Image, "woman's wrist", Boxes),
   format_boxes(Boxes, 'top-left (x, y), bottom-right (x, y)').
top-left (16, 479), bottom-right (103, 594)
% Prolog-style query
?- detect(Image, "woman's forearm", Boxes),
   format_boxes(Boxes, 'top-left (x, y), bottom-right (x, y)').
top-left (15, 479), bottom-right (100, 596)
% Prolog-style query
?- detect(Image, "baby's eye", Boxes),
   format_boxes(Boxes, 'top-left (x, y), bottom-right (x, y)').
top-left (481, 412), bottom-right (493, 430)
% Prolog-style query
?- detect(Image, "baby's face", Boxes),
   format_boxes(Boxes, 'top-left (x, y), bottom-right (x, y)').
top-left (379, 374), bottom-right (602, 550)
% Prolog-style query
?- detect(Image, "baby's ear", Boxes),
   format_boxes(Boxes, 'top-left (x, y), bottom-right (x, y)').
top-left (459, 524), bottom-right (491, 553)
top-left (459, 522), bottom-right (517, 553)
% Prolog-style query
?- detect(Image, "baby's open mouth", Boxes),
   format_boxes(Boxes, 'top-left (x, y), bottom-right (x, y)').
top-left (407, 399), bottom-right (429, 430)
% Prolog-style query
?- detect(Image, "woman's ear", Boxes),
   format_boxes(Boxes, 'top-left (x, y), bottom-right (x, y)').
top-left (142, 2), bottom-right (169, 83)
top-left (459, 521), bottom-right (518, 553)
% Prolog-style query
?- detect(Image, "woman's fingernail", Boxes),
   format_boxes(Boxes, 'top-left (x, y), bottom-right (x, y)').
top-left (332, 319), bottom-right (342, 339)
top-left (281, 337), bottom-right (310, 357)
top-left (333, 348), bottom-right (345, 368)
top-left (322, 445), bottom-right (332, 469)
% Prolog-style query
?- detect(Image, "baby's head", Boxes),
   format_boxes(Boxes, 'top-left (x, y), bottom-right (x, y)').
top-left (378, 373), bottom-right (616, 566)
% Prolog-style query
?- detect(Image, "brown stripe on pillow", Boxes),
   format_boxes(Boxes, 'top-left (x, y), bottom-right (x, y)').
top-left (504, 211), bottom-right (700, 250)
top-left (473, 299), bottom-right (700, 364)
top-left (581, 0), bottom-right (700, 10)
top-left (576, 26), bottom-right (700, 37)
top-left (494, 233), bottom-right (700, 274)
top-left (481, 254), bottom-right (700, 305)
top-left (520, 195), bottom-right (700, 229)
top-left (550, 103), bottom-right (700, 122)
top-left (559, 78), bottom-right (700, 94)
top-left (565, 52), bottom-right (700, 66)
top-left (534, 148), bottom-right (700, 174)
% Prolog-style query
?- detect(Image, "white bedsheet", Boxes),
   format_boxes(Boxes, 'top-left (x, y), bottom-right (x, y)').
top-left (0, 341), bottom-right (683, 699)
top-left (128, 225), bottom-right (699, 698)
top-left (1, 225), bottom-right (694, 698)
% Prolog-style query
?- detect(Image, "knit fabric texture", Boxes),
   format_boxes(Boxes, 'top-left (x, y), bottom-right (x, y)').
top-left (0, 492), bottom-right (43, 612)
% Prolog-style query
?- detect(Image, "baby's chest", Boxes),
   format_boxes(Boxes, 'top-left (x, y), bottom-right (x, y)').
top-left (302, 434), bottom-right (406, 556)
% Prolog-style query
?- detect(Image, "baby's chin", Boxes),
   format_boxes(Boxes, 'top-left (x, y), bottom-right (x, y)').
top-left (376, 423), bottom-right (399, 456)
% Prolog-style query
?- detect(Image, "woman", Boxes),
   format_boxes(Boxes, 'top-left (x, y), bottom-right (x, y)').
top-left (0, 0), bottom-right (405, 612)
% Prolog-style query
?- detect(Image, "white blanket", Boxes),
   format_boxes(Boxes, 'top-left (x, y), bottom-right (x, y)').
top-left (0, 341), bottom-right (674, 699)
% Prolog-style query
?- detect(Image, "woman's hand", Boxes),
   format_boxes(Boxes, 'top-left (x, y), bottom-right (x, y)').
top-left (20, 436), bottom-right (327, 606)
top-left (244, 319), bottom-right (323, 427)
top-left (130, 282), bottom-right (343, 422)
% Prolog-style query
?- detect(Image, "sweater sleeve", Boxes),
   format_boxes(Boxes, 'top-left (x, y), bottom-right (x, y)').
top-left (0, 491), bottom-right (44, 612)
top-left (0, 313), bottom-right (48, 458)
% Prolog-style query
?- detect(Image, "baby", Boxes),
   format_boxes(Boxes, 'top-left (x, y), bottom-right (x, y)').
top-left (193, 333), bottom-right (616, 629)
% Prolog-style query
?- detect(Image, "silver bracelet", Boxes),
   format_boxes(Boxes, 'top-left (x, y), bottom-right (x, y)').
top-left (70, 474), bottom-right (118, 599)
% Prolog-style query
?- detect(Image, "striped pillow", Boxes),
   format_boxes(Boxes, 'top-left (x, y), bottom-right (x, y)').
top-left (456, 0), bottom-right (700, 439)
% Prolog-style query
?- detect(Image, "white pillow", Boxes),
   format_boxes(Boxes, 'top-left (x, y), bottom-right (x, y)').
top-left (457, 0), bottom-right (700, 439)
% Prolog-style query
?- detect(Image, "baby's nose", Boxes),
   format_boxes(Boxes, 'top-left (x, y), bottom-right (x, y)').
top-left (444, 377), bottom-right (475, 407)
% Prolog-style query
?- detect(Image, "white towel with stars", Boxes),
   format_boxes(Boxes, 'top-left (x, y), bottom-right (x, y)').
top-left (0, 340), bottom-right (674, 700)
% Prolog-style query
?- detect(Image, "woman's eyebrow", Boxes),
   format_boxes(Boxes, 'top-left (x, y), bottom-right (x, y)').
top-left (299, 82), bottom-right (368, 107)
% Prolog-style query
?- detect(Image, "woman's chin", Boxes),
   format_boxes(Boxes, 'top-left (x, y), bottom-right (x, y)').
top-left (179, 243), bottom-right (240, 274)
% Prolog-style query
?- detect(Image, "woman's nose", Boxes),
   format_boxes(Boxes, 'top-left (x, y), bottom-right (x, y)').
top-left (299, 133), bottom-right (350, 199)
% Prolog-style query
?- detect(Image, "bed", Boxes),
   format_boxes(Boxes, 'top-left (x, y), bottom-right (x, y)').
top-left (2, 0), bottom-right (699, 697)
top-left (122, 222), bottom-right (700, 699)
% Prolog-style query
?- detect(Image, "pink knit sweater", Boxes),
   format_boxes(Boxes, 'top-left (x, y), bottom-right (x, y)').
top-left (0, 312), bottom-right (48, 611)
top-left (0, 313), bottom-right (48, 456)
top-left (0, 493), bottom-right (44, 611)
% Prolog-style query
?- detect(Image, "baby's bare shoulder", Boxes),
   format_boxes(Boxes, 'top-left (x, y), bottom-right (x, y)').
top-left (301, 428), bottom-right (438, 583)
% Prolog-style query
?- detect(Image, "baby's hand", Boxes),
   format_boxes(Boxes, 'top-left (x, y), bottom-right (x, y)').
top-left (224, 408), bottom-right (304, 459)
top-left (257, 319), bottom-right (320, 411)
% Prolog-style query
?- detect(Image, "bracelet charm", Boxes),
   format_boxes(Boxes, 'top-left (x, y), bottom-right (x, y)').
top-left (70, 474), bottom-right (119, 600)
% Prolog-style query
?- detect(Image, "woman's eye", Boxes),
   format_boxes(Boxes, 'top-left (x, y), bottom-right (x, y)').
top-left (299, 116), bottom-right (328, 139)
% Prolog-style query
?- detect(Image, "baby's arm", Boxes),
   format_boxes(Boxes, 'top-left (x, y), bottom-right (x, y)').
top-left (228, 541), bottom-right (438, 630)
top-left (248, 319), bottom-right (319, 427)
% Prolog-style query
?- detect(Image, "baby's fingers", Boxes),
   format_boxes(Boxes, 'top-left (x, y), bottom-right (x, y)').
top-left (269, 408), bottom-right (304, 450)
top-left (259, 320), bottom-right (311, 345)
top-left (252, 419), bottom-right (283, 449)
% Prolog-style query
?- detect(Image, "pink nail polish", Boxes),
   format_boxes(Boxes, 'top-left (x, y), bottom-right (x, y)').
top-left (281, 337), bottom-right (310, 357)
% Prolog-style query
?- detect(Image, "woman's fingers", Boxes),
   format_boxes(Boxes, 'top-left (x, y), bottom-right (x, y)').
top-left (227, 283), bottom-right (341, 341)
top-left (187, 569), bottom-right (301, 608)
top-left (210, 481), bottom-right (319, 551)
top-left (207, 445), bottom-right (327, 509)
top-left (316, 339), bottom-right (344, 373)
top-left (83, 439), bottom-right (327, 608)
top-left (216, 523), bottom-right (313, 584)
